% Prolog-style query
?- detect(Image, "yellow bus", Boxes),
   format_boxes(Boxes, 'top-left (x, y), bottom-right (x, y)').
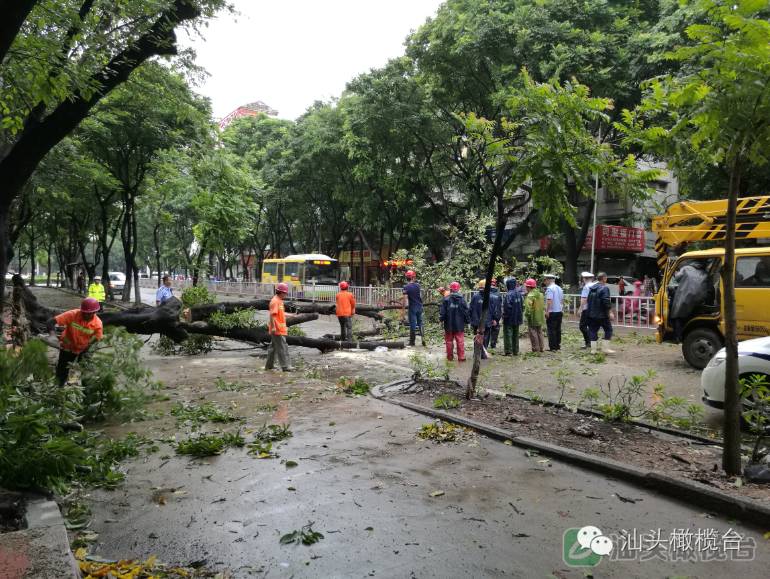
top-left (261, 254), bottom-right (340, 286)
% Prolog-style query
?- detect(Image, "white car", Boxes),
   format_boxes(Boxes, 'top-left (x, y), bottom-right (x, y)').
top-left (108, 272), bottom-right (126, 295)
top-left (701, 336), bottom-right (770, 427)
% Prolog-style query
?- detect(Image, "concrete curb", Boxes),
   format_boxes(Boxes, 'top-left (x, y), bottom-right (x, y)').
top-left (0, 497), bottom-right (79, 579)
top-left (371, 380), bottom-right (770, 529)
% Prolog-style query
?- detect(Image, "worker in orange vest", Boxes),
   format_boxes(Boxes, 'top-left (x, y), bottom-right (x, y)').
top-left (47, 297), bottom-right (103, 386)
top-left (335, 281), bottom-right (356, 341)
top-left (265, 283), bottom-right (293, 371)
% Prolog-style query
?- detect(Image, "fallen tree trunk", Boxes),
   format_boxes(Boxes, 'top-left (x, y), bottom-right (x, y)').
top-left (322, 328), bottom-right (382, 340)
top-left (284, 335), bottom-right (404, 352)
top-left (180, 315), bottom-right (403, 352)
top-left (188, 299), bottom-right (401, 322)
top-left (99, 299), bottom-right (188, 342)
top-left (179, 313), bottom-right (318, 342)
top-left (13, 276), bottom-right (404, 352)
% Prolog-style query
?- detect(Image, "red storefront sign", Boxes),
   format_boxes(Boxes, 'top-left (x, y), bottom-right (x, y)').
top-left (582, 225), bottom-right (645, 253)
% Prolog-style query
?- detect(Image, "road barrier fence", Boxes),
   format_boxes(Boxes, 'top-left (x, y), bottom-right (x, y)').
top-left (140, 279), bottom-right (655, 329)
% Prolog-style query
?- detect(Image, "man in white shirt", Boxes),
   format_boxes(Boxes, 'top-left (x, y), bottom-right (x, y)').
top-left (578, 271), bottom-right (596, 350)
top-left (544, 274), bottom-right (564, 351)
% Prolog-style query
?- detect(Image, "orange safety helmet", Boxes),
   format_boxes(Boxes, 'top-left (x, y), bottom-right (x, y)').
top-left (81, 297), bottom-right (100, 313)
top-left (339, 281), bottom-right (349, 290)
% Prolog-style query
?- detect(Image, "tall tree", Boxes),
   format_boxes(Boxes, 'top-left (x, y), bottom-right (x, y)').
top-left (462, 71), bottom-right (653, 395)
top-left (0, 0), bottom-right (228, 305)
top-left (619, 0), bottom-right (770, 475)
top-left (77, 62), bottom-right (212, 302)
top-left (406, 0), bottom-right (668, 286)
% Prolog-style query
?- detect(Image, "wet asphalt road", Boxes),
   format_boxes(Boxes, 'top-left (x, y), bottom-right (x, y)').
top-left (87, 392), bottom-right (768, 578)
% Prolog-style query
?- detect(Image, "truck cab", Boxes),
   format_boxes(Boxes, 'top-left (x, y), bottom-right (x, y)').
top-left (657, 247), bottom-right (770, 368)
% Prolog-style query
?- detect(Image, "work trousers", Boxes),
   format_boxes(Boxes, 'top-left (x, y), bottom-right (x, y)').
top-left (488, 324), bottom-right (500, 349)
top-left (528, 326), bottom-right (545, 353)
top-left (579, 310), bottom-right (591, 346)
top-left (265, 334), bottom-right (291, 370)
top-left (338, 316), bottom-right (353, 341)
top-left (587, 318), bottom-right (613, 342)
top-left (546, 312), bottom-right (563, 351)
top-left (56, 349), bottom-right (83, 387)
top-left (444, 331), bottom-right (465, 361)
top-left (407, 308), bottom-right (423, 332)
top-left (503, 323), bottom-right (520, 355)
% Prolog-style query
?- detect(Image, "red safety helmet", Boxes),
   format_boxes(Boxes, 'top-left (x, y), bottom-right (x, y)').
top-left (449, 281), bottom-right (460, 292)
top-left (405, 270), bottom-right (416, 279)
top-left (524, 278), bottom-right (537, 288)
top-left (276, 282), bottom-right (289, 294)
top-left (339, 281), bottom-right (349, 290)
top-left (81, 297), bottom-right (100, 313)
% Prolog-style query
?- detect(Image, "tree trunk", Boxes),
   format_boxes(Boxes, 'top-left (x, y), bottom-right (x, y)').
top-left (28, 227), bottom-right (36, 286)
top-left (188, 299), bottom-right (399, 323)
top-left (722, 159), bottom-right (742, 476)
top-left (132, 204), bottom-right (141, 304)
top-left (46, 240), bottom-right (53, 287)
top-left (466, 204), bottom-right (505, 398)
top-left (0, 208), bottom-right (11, 332)
top-left (561, 198), bottom-right (594, 290)
top-left (154, 223), bottom-right (162, 288)
top-left (359, 230), bottom-right (367, 286)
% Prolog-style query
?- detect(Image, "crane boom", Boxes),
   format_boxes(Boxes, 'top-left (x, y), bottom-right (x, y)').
top-left (652, 196), bottom-right (770, 271)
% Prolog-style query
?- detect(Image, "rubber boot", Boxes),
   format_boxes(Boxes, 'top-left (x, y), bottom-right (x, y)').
top-left (590, 341), bottom-right (598, 354)
top-left (420, 326), bottom-right (427, 347)
top-left (600, 339), bottom-right (615, 354)
top-left (409, 329), bottom-right (416, 347)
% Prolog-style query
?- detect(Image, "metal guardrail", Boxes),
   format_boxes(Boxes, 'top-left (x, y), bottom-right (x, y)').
top-left (139, 279), bottom-right (655, 329)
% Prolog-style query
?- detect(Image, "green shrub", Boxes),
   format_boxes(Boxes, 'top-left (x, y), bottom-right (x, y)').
top-left (433, 394), bottom-right (460, 410)
top-left (210, 308), bottom-right (262, 329)
top-left (77, 327), bottom-right (158, 421)
top-left (409, 353), bottom-right (450, 381)
top-left (0, 335), bottom-right (162, 492)
top-left (336, 376), bottom-right (370, 396)
top-left (181, 286), bottom-right (214, 308)
top-left (0, 341), bottom-right (82, 491)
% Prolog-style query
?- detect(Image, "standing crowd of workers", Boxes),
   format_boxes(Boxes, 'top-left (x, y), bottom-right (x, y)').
top-left (392, 269), bottom-right (619, 361)
top-left (49, 269), bottom-right (624, 386)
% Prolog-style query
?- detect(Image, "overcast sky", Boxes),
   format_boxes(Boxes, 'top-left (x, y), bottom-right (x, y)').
top-left (181, 0), bottom-right (444, 121)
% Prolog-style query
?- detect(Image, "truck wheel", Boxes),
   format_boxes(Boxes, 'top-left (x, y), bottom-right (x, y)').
top-left (682, 327), bottom-right (722, 369)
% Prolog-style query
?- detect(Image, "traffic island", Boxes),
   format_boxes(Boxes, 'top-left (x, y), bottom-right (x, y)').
top-left (372, 379), bottom-right (770, 528)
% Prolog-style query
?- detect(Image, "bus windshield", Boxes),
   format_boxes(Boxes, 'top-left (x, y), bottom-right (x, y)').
top-left (306, 262), bottom-right (339, 284)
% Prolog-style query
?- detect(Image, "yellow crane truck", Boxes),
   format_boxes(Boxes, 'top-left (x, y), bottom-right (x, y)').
top-left (652, 196), bottom-right (770, 368)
